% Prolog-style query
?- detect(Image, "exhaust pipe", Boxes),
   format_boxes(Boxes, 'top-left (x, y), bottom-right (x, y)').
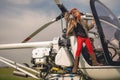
top-left (13, 70), bottom-right (29, 78)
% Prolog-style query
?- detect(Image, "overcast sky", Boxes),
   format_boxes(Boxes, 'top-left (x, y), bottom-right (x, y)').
top-left (0, 0), bottom-right (120, 66)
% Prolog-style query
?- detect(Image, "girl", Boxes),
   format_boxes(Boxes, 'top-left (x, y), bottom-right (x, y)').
top-left (64, 8), bottom-right (102, 73)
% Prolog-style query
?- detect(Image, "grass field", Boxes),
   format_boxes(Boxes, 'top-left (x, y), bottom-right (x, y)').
top-left (0, 67), bottom-right (82, 80)
top-left (0, 67), bottom-right (38, 80)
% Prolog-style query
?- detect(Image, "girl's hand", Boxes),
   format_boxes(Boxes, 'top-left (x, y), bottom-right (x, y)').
top-left (64, 12), bottom-right (70, 21)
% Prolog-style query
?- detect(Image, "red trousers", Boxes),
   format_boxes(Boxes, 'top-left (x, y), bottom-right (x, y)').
top-left (75, 36), bottom-right (94, 57)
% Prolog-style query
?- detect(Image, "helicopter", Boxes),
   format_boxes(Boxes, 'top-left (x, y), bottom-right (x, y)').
top-left (0, 0), bottom-right (120, 80)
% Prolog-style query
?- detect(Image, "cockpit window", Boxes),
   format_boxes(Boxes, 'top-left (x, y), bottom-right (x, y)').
top-left (90, 0), bottom-right (120, 65)
top-left (94, 1), bottom-right (120, 40)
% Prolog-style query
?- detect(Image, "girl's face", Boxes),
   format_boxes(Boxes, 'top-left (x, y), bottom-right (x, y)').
top-left (71, 10), bottom-right (80, 18)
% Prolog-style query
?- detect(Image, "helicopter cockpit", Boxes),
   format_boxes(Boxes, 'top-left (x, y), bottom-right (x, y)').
top-left (83, 0), bottom-right (120, 66)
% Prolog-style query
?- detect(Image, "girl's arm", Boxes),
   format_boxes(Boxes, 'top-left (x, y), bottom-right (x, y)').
top-left (66, 20), bottom-right (76, 36)
top-left (64, 12), bottom-right (70, 22)
top-left (88, 20), bottom-right (95, 30)
top-left (82, 19), bottom-right (95, 31)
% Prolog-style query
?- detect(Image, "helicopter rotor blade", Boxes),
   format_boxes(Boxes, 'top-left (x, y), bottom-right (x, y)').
top-left (22, 19), bottom-right (56, 43)
top-left (54, 0), bottom-right (68, 13)
top-left (22, 0), bottom-right (68, 43)
top-left (0, 41), bottom-right (57, 50)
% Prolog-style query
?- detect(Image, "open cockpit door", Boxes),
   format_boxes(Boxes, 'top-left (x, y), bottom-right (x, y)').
top-left (90, 0), bottom-right (120, 65)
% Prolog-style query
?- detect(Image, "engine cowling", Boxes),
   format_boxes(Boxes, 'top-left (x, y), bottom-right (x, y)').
top-left (32, 48), bottom-right (50, 65)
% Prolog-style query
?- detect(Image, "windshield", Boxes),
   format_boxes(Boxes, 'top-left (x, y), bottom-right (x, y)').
top-left (90, 0), bottom-right (120, 65)
top-left (94, 1), bottom-right (120, 42)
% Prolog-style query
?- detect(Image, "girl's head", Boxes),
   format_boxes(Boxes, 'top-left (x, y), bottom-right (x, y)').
top-left (70, 8), bottom-right (81, 20)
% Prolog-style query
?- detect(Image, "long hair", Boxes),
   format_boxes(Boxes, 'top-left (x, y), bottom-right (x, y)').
top-left (70, 8), bottom-right (81, 21)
